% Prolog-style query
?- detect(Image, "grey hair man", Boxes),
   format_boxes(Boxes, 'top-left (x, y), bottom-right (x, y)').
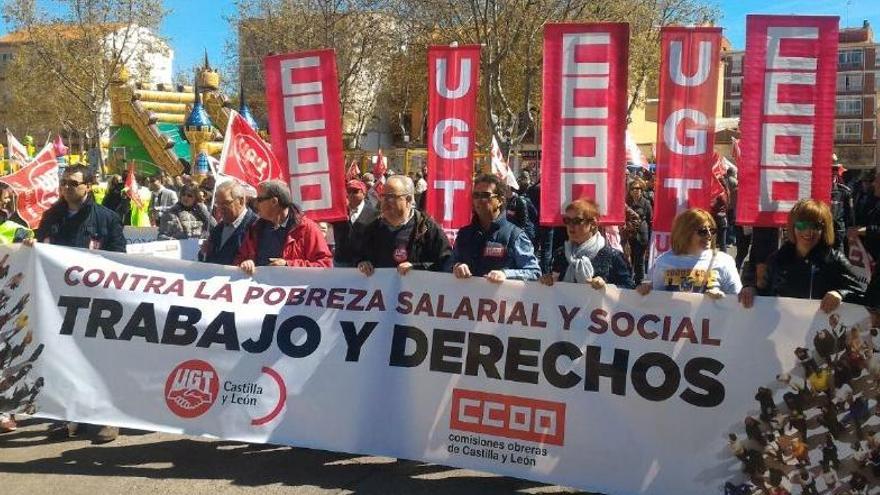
top-left (201, 180), bottom-right (258, 265)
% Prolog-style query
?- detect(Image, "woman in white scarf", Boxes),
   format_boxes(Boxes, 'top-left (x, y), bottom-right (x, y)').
top-left (539, 199), bottom-right (634, 289)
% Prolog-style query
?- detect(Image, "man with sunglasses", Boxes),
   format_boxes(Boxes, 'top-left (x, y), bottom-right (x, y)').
top-left (451, 174), bottom-right (541, 283)
top-left (28, 164), bottom-right (125, 444)
top-left (332, 179), bottom-right (378, 267)
top-left (234, 180), bottom-right (332, 274)
top-left (356, 175), bottom-right (450, 276)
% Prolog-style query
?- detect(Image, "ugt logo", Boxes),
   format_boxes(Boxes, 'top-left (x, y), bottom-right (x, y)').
top-left (450, 388), bottom-right (566, 446)
top-left (164, 360), bottom-right (219, 418)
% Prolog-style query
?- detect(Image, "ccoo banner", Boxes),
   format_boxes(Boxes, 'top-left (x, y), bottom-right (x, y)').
top-left (540, 23), bottom-right (628, 226)
top-left (738, 15), bottom-right (839, 226)
top-left (426, 45), bottom-right (481, 230)
top-left (652, 27), bottom-right (722, 257)
top-left (1, 244), bottom-right (874, 495)
top-left (264, 50), bottom-right (347, 222)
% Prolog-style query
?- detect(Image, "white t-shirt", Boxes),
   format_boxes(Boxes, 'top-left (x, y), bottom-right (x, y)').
top-left (649, 249), bottom-right (742, 294)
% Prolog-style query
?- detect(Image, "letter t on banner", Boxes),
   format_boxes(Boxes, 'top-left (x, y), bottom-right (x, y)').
top-left (541, 23), bottom-right (628, 225)
top-left (426, 45), bottom-right (481, 230)
top-left (264, 50), bottom-right (347, 222)
top-left (738, 15), bottom-right (838, 226)
top-left (651, 27), bottom-right (721, 256)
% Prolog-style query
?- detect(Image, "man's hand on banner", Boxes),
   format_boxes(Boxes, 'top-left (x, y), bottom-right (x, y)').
top-left (240, 259), bottom-right (256, 276)
top-left (453, 263), bottom-right (472, 279)
top-left (397, 262), bottom-right (413, 276)
top-left (357, 261), bottom-right (375, 277)
top-left (486, 270), bottom-right (506, 284)
top-left (820, 291), bottom-right (843, 313)
top-left (739, 287), bottom-right (755, 308)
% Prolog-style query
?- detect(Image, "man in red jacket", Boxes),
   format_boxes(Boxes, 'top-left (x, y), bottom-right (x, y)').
top-left (235, 180), bottom-right (332, 274)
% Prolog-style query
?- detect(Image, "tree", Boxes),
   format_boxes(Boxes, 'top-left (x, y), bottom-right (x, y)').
top-left (2, 0), bottom-right (168, 166)
top-left (231, 0), bottom-right (397, 148)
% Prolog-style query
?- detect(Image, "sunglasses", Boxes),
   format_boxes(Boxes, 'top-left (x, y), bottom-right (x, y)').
top-left (794, 220), bottom-right (824, 232)
top-left (471, 191), bottom-right (498, 200)
top-left (695, 227), bottom-right (717, 237)
top-left (61, 179), bottom-right (85, 188)
top-left (562, 217), bottom-right (592, 226)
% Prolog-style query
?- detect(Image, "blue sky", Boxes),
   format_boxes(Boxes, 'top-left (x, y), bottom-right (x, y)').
top-left (2, 0), bottom-right (879, 75)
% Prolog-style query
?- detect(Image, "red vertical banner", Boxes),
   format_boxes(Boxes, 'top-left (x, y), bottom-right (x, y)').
top-left (426, 45), bottom-right (481, 230)
top-left (652, 27), bottom-right (722, 255)
top-left (264, 50), bottom-right (347, 222)
top-left (738, 15), bottom-right (838, 226)
top-left (540, 23), bottom-right (629, 226)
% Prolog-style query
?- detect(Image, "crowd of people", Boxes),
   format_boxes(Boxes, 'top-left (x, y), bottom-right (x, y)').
top-left (2, 160), bottom-right (880, 493)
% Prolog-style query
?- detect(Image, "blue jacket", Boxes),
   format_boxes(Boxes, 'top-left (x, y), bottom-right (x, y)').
top-left (202, 208), bottom-right (258, 265)
top-left (451, 215), bottom-right (541, 280)
top-left (36, 196), bottom-right (126, 252)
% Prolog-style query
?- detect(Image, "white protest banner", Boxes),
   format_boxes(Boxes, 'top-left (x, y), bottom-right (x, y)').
top-left (1, 244), bottom-right (875, 495)
top-left (126, 239), bottom-right (202, 261)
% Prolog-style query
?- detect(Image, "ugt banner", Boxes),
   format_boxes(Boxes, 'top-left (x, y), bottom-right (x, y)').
top-left (218, 109), bottom-right (286, 191)
top-left (264, 50), bottom-right (347, 222)
top-left (652, 27), bottom-right (721, 256)
top-left (541, 23), bottom-right (628, 226)
top-left (738, 15), bottom-right (839, 226)
top-left (4, 243), bottom-right (874, 494)
top-left (0, 142), bottom-right (58, 227)
top-left (426, 45), bottom-right (480, 230)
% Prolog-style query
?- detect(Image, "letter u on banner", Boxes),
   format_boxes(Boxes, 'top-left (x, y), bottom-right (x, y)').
top-left (264, 49), bottom-right (347, 222)
top-left (426, 45), bottom-right (481, 230)
top-left (738, 15), bottom-right (838, 226)
top-left (540, 23), bottom-right (629, 226)
top-left (652, 27), bottom-right (721, 236)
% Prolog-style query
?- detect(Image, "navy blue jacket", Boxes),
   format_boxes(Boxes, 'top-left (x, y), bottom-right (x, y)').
top-left (36, 196), bottom-right (126, 252)
top-left (451, 215), bottom-right (541, 280)
top-left (202, 208), bottom-right (258, 265)
top-left (550, 244), bottom-right (635, 288)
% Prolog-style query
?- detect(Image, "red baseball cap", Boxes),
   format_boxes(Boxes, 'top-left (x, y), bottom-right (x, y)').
top-left (346, 180), bottom-right (367, 193)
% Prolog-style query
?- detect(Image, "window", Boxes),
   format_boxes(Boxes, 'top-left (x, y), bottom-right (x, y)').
top-left (729, 77), bottom-right (742, 95)
top-left (730, 100), bottom-right (741, 117)
top-left (835, 121), bottom-right (862, 140)
top-left (837, 73), bottom-right (864, 92)
top-left (839, 50), bottom-right (864, 69)
top-left (836, 97), bottom-right (862, 115)
top-left (730, 56), bottom-right (742, 75)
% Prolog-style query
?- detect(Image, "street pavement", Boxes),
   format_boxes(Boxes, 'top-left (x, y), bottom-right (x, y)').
top-left (0, 418), bottom-right (591, 495)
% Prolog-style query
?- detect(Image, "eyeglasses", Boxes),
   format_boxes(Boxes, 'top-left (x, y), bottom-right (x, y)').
top-left (471, 191), bottom-right (499, 200)
top-left (794, 220), bottom-right (824, 232)
top-left (381, 193), bottom-right (407, 201)
top-left (61, 179), bottom-right (85, 188)
top-left (695, 227), bottom-right (717, 237)
top-left (562, 217), bottom-right (592, 226)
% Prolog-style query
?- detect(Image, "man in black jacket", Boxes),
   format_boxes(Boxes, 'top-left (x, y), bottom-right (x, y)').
top-left (356, 175), bottom-right (451, 276)
top-left (28, 164), bottom-right (125, 444)
top-left (33, 165), bottom-right (126, 252)
top-left (201, 180), bottom-right (257, 265)
top-left (332, 179), bottom-right (378, 267)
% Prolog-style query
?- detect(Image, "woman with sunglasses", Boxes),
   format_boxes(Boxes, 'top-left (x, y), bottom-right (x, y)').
top-left (636, 208), bottom-right (742, 299)
top-left (158, 184), bottom-right (216, 240)
top-left (739, 199), bottom-right (861, 312)
top-left (539, 199), bottom-right (633, 289)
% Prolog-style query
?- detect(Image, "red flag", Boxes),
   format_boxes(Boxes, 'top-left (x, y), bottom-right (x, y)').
top-left (218, 109), bottom-right (286, 190)
top-left (426, 45), bottom-right (481, 230)
top-left (0, 142), bottom-right (58, 227)
top-left (345, 159), bottom-right (360, 180)
top-left (730, 136), bottom-right (742, 165)
top-left (125, 162), bottom-right (144, 209)
top-left (738, 15), bottom-right (838, 226)
top-left (710, 152), bottom-right (726, 198)
top-left (372, 149), bottom-right (387, 177)
top-left (652, 27), bottom-right (721, 258)
top-left (540, 23), bottom-right (629, 226)
top-left (264, 50), bottom-right (347, 222)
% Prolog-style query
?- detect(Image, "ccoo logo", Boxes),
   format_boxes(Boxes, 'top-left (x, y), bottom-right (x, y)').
top-left (164, 359), bottom-right (219, 418)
